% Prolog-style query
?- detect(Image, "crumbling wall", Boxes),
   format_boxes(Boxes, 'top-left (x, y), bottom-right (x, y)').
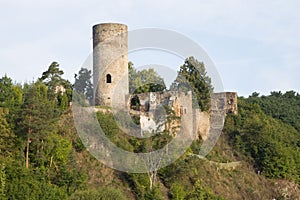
top-left (196, 111), bottom-right (210, 141)
top-left (127, 91), bottom-right (193, 136)
top-left (127, 91), bottom-right (238, 141)
top-left (211, 92), bottom-right (238, 115)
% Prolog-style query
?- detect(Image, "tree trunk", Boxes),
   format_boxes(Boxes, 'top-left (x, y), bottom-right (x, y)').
top-left (148, 170), bottom-right (158, 191)
top-left (25, 133), bottom-right (29, 169)
top-left (148, 172), bottom-right (153, 191)
top-left (49, 156), bottom-right (53, 168)
top-left (25, 128), bottom-right (31, 169)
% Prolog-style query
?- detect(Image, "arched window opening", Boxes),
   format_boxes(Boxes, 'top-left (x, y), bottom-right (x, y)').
top-left (106, 74), bottom-right (111, 83)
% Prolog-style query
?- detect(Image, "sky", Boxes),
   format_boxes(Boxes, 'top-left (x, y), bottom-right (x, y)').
top-left (0, 0), bottom-right (299, 97)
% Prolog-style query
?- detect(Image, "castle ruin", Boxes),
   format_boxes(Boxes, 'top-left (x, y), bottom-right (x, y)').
top-left (92, 23), bottom-right (238, 140)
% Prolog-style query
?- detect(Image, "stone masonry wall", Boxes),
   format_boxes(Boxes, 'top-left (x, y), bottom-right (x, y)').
top-left (93, 23), bottom-right (129, 107)
top-left (127, 91), bottom-right (238, 140)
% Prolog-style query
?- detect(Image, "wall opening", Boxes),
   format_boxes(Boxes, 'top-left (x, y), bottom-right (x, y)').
top-left (130, 95), bottom-right (140, 111)
top-left (218, 98), bottom-right (225, 110)
top-left (106, 74), bottom-right (111, 83)
top-left (144, 101), bottom-right (150, 112)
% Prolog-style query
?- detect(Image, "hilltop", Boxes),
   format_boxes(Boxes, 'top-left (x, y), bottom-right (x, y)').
top-left (0, 62), bottom-right (299, 199)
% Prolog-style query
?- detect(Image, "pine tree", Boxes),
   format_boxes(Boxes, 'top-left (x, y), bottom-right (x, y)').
top-left (18, 82), bottom-right (59, 168)
top-left (39, 62), bottom-right (64, 92)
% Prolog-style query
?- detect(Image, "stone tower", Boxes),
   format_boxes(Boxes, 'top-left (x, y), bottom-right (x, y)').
top-left (93, 23), bottom-right (129, 107)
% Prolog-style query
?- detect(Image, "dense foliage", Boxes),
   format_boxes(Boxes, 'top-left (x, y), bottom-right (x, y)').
top-left (248, 91), bottom-right (300, 132)
top-left (128, 62), bottom-right (166, 94)
top-left (225, 97), bottom-right (300, 183)
top-left (170, 56), bottom-right (213, 111)
top-left (73, 68), bottom-right (93, 104)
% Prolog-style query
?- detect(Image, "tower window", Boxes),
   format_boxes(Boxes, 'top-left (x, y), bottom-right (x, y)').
top-left (106, 74), bottom-right (111, 83)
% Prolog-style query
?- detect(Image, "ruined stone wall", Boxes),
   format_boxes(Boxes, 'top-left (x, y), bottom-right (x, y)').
top-left (129, 91), bottom-right (237, 115)
top-left (211, 92), bottom-right (238, 115)
top-left (93, 23), bottom-right (129, 107)
top-left (127, 91), bottom-right (192, 114)
top-left (127, 91), bottom-right (195, 137)
top-left (127, 91), bottom-right (238, 141)
top-left (196, 111), bottom-right (210, 141)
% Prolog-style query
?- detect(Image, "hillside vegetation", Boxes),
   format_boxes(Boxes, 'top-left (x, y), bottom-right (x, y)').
top-left (0, 61), bottom-right (299, 199)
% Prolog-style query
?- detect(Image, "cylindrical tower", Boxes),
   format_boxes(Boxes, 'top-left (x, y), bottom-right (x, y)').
top-left (93, 23), bottom-right (129, 107)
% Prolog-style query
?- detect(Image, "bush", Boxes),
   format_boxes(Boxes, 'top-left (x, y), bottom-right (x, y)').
top-left (170, 183), bottom-right (186, 200)
top-left (68, 187), bottom-right (127, 200)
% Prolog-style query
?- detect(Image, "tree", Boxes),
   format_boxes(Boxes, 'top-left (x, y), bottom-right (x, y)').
top-left (18, 82), bottom-right (59, 169)
top-left (39, 62), bottom-right (64, 90)
top-left (39, 62), bottom-right (72, 108)
top-left (0, 75), bottom-right (23, 126)
top-left (225, 98), bottom-right (300, 183)
top-left (40, 61), bottom-right (64, 86)
top-left (73, 68), bottom-right (93, 103)
top-left (0, 75), bottom-right (22, 108)
top-left (129, 62), bottom-right (166, 94)
top-left (39, 61), bottom-right (72, 93)
top-left (170, 56), bottom-right (213, 111)
top-left (248, 90), bottom-right (300, 132)
top-left (0, 108), bottom-right (16, 157)
top-left (143, 106), bottom-right (179, 191)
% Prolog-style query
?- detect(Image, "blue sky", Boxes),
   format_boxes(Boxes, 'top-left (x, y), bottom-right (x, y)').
top-left (0, 0), bottom-right (299, 97)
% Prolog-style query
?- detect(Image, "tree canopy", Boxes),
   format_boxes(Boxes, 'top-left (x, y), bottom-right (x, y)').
top-left (170, 56), bottom-right (213, 111)
top-left (129, 62), bottom-right (166, 94)
top-left (248, 90), bottom-right (300, 132)
top-left (225, 97), bottom-right (300, 183)
top-left (73, 67), bottom-right (93, 103)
